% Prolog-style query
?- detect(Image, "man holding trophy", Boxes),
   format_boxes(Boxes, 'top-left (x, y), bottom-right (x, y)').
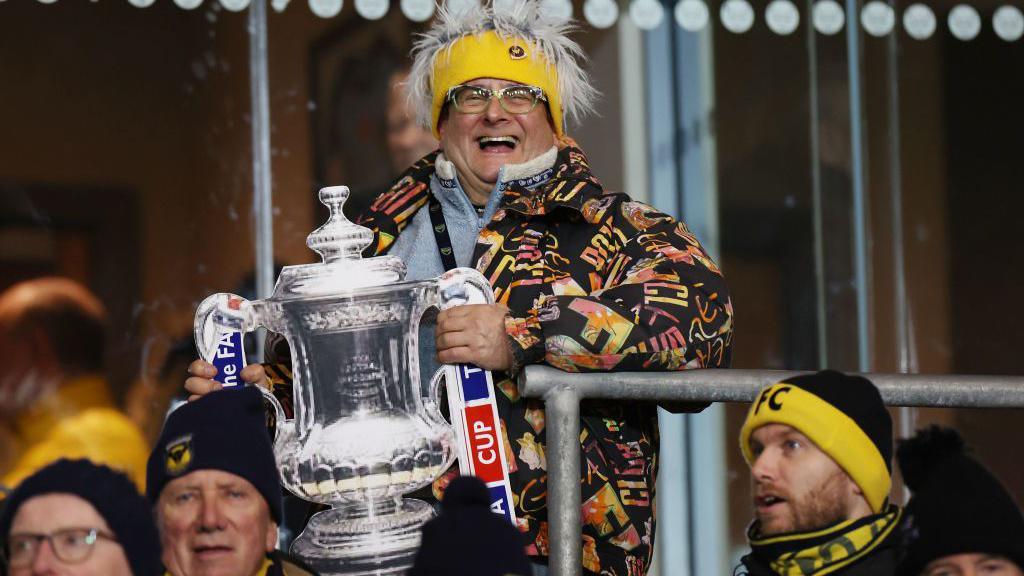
top-left (187, 2), bottom-right (733, 574)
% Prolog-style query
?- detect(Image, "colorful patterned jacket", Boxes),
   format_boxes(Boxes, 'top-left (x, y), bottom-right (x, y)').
top-left (266, 142), bottom-right (732, 576)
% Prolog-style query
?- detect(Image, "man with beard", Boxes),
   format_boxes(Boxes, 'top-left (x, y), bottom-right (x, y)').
top-left (735, 370), bottom-right (902, 575)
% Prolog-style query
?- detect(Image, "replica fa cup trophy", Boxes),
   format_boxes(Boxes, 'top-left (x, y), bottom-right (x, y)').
top-left (194, 186), bottom-right (493, 575)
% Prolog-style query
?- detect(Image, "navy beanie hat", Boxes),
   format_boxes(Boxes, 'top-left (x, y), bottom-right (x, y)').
top-left (897, 426), bottom-right (1024, 575)
top-left (410, 476), bottom-right (532, 576)
top-left (0, 459), bottom-right (162, 576)
top-left (146, 386), bottom-right (282, 523)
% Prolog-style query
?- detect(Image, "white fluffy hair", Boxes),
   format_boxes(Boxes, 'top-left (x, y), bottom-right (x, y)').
top-left (408, 0), bottom-right (600, 131)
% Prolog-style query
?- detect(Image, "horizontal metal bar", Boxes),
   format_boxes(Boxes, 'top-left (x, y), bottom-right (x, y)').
top-left (519, 367), bottom-right (1024, 409)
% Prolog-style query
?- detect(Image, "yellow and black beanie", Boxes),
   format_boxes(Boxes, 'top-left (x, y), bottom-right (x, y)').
top-left (740, 370), bottom-right (893, 513)
top-left (430, 31), bottom-right (561, 139)
top-left (409, 2), bottom-right (599, 140)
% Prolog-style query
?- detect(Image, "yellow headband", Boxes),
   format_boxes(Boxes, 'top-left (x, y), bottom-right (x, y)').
top-left (739, 383), bottom-right (891, 513)
top-left (430, 30), bottom-right (562, 138)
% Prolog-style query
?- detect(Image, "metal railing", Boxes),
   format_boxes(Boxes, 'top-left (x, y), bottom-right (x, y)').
top-left (518, 366), bottom-right (1024, 576)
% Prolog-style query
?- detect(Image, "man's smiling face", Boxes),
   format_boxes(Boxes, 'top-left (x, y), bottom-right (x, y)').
top-left (438, 77), bottom-right (556, 203)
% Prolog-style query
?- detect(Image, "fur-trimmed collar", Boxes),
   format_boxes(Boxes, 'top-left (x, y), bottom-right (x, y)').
top-left (433, 146), bottom-right (558, 189)
top-left (355, 140), bottom-right (610, 256)
top-left (499, 142), bottom-right (608, 223)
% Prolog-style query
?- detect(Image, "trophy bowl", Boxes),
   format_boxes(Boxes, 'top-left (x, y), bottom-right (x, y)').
top-left (195, 186), bottom-right (493, 575)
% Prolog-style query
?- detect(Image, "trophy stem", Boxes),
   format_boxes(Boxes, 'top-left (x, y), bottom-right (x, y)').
top-left (290, 497), bottom-right (434, 576)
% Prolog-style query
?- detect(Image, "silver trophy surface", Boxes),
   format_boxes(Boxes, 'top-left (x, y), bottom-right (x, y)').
top-left (194, 186), bottom-right (492, 575)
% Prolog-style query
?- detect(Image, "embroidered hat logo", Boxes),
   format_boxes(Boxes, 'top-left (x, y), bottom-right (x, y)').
top-left (753, 385), bottom-right (792, 415)
top-left (165, 435), bottom-right (193, 476)
top-left (508, 45), bottom-right (527, 60)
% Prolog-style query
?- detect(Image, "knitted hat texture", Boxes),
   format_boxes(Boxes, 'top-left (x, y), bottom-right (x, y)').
top-left (146, 386), bottom-right (282, 523)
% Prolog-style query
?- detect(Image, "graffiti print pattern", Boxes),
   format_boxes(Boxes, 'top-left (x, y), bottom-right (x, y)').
top-left (269, 143), bottom-right (733, 575)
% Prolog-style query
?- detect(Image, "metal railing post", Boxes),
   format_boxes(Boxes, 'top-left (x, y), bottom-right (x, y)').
top-left (544, 384), bottom-right (582, 576)
top-left (247, 0), bottom-right (274, 360)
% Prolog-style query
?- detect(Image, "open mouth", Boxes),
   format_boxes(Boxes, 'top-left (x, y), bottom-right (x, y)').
top-left (477, 136), bottom-right (518, 151)
top-left (755, 495), bottom-right (786, 510)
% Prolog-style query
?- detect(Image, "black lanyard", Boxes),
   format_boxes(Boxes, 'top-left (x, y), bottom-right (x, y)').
top-left (427, 194), bottom-right (458, 272)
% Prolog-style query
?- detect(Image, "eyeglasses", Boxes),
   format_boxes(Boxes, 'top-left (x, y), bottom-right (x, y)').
top-left (445, 84), bottom-right (547, 115)
top-left (4, 528), bottom-right (118, 567)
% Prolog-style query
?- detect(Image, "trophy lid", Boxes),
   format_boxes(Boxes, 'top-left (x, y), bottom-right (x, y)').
top-left (273, 186), bottom-right (406, 298)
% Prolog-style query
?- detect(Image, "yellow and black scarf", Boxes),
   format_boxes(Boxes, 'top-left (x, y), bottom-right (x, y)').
top-left (739, 505), bottom-right (902, 576)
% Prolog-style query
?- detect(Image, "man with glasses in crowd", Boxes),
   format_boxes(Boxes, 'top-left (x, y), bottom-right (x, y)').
top-left (0, 458), bottom-right (161, 576)
top-left (187, 2), bottom-right (733, 573)
top-left (736, 370), bottom-right (903, 575)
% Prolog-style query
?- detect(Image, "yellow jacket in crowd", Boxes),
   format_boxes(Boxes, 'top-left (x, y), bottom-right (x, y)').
top-left (1, 375), bottom-right (149, 494)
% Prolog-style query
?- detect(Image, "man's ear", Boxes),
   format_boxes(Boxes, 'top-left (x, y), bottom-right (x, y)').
top-left (546, 107), bottom-right (558, 133)
top-left (845, 475), bottom-right (874, 517)
top-left (266, 522), bottom-right (279, 552)
top-left (437, 106), bottom-right (450, 138)
top-left (846, 472), bottom-right (865, 497)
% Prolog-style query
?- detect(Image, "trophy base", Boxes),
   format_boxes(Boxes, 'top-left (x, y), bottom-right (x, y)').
top-left (290, 497), bottom-right (434, 576)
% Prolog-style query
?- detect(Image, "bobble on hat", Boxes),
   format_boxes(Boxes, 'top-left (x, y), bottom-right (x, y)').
top-left (896, 425), bottom-right (966, 492)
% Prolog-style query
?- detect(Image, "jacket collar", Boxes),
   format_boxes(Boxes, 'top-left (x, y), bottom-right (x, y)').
top-left (358, 139), bottom-right (606, 238)
top-left (165, 556), bottom-right (273, 576)
top-left (433, 145), bottom-right (560, 197)
top-left (498, 140), bottom-right (608, 224)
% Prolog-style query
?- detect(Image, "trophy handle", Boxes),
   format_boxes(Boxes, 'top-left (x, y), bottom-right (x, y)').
top-left (431, 268), bottom-right (496, 475)
top-left (193, 293), bottom-right (297, 452)
top-left (427, 365), bottom-right (457, 473)
top-left (256, 386), bottom-right (296, 454)
top-left (194, 293), bottom-right (256, 364)
top-left (437, 267), bottom-right (496, 308)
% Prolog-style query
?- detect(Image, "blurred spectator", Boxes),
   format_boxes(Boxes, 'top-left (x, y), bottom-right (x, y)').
top-left (340, 64), bottom-right (440, 219)
top-left (0, 458), bottom-right (161, 576)
top-left (125, 336), bottom-right (196, 444)
top-left (146, 386), bottom-right (315, 576)
top-left (385, 67), bottom-right (438, 174)
top-left (409, 476), bottom-right (530, 576)
top-left (0, 277), bottom-right (148, 493)
top-left (897, 425), bottom-right (1024, 576)
top-left (735, 370), bottom-right (901, 575)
